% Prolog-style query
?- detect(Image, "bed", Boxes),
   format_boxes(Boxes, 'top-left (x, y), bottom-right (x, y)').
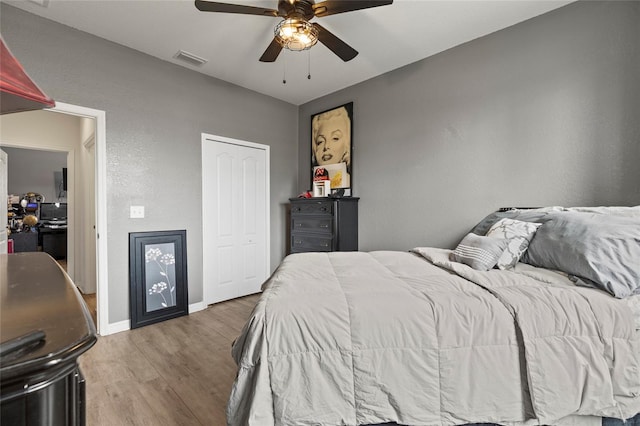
top-left (227, 206), bottom-right (640, 426)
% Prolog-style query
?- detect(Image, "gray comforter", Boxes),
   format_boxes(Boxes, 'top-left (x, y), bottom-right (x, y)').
top-left (227, 249), bottom-right (640, 426)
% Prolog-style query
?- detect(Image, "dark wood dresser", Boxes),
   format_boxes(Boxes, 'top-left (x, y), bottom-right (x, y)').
top-left (289, 197), bottom-right (359, 253)
top-left (0, 252), bottom-right (97, 426)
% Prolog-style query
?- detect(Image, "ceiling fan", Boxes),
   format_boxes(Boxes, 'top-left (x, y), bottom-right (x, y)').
top-left (194, 0), bottom-right (393, 62)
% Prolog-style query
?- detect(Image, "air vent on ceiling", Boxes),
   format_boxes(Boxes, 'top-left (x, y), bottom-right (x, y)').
top-left (173, 50), bottom-right (208, 67)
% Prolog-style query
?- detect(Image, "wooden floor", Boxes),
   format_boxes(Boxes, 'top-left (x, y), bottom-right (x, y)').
top-left (78, 294), bottom-right (260, 426)
top-left (82, 292), bottom-right (97, 326)
top-left (56, 258), bottom-right (98, 327)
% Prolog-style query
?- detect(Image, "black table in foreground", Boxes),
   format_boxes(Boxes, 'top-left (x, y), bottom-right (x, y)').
top-left (0, 252), bottom-right (97, 426)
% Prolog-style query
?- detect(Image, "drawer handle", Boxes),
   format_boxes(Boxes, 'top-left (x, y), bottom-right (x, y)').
top-left (320, 207), bottom-right (327, 211)
top-left (295, 223), bottom-right (302, 227)
top-left (321, 242), bottom-right (329, 247)
top-left (320, 224), bottom-right (329, 228)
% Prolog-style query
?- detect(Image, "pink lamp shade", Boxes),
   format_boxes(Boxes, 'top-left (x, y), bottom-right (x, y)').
top-left (1, 36), bottom-right (55, 115)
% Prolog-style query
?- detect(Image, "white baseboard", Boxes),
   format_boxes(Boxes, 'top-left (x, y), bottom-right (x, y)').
top-left (189, 301), bottom-right (206, 314)
top-left (99, 302), bottom-right (205, 336)
top-left (100, 319), bottom-right (130, 336)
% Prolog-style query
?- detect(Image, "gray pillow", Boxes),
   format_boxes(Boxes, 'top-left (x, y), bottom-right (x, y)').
top-left (451, 233), bottom-right (509, 271)
top-left (524, 212), bottom-right (640, 298)
top-left (469, 210), bottom-right (550, 236)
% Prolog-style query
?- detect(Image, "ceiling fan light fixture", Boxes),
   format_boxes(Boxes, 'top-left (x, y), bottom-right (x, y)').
top-left (275, 18), bottom-right (318, 51)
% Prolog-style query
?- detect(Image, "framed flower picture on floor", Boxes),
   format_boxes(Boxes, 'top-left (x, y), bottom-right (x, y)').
top-left (129, 230), bottom-right (189, 329)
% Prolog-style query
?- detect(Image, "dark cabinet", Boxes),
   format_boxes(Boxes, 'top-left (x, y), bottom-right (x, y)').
top-left (9, 232), bottom-right (38, 253)
top-left (289, 197), bottom-right (359, 253)
top-left (9, 228), bottom-right (67, 259)
top-left (40, 228), bottom-right (67, 260)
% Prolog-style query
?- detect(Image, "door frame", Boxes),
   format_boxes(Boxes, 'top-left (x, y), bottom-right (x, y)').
top-left (201, 133), bottom-right (270, 305)
top-left (2, 103), bottom-right (109, 335)
top-left (0, 149), bottom-right (7, 254)
top-left (55, 102), bottom-right (108, 336)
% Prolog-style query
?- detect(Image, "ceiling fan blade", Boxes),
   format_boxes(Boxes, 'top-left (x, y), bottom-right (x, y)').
top-left (195, 0), bottom-right (278, 17)
top-left (259, 38), bottom-right (284, 62)
top-left (312, 0), bottom-right (393, 17)
top-left (313, 23), bottom-right (358, 62)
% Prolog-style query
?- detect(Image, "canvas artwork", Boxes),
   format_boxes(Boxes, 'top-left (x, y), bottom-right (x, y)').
top-left (311, 102), bottom-right (353, 193)
top-left (129, 230), bottom-right (189, 329)
top-left (144, 242), bottom-right (177, 312)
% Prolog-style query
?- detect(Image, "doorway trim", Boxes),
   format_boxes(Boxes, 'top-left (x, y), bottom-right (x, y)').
top-left (201, 133), bottom-right (270, 306)
top-left (52, 102), bottom-right (109, 335)
top-left (1, 102), bottom-right (108, 334)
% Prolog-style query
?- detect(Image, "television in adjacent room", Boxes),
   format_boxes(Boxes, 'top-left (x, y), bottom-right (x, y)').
top-left (39, 203), bottom-right (67, 221)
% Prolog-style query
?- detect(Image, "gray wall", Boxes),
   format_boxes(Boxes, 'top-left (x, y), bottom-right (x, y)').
top-left (4, 1), bottom-right (640, 325)
top-left (298, 0), bottom-right (640, 251)
top-left (1, 4), bottom-right (299, 325)
top-left (4, 147), bottom-right (68, 203)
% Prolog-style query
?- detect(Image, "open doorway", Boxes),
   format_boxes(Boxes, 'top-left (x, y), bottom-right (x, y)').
top-left (4, 146), bottom-right (71, 266)
top-left (0, 102), bottom-right (109, 335)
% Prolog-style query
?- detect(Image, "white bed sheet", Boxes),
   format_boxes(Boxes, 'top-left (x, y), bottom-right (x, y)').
top-left (512, 263), bottom-right (640, 330)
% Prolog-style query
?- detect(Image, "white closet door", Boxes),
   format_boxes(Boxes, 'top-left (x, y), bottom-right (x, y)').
top-left (202, 135), bottom-right (269, 304)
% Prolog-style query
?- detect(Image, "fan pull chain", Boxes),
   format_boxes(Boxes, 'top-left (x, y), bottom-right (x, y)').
top-left (307, 50), bottom-right (311, 80)
top-left (282, 51), bottom-right (287, 84)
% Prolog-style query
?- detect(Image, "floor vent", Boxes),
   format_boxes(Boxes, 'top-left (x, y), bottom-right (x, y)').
top-left (174, 50), bottom-right (208, 67)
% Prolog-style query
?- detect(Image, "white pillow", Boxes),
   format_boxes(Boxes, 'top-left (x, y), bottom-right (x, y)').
top-left (486, 218), bottom-right (541, 270)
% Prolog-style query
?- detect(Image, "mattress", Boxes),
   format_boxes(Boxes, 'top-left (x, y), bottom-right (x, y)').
top-left (511, 263), bottom-right (640, 330)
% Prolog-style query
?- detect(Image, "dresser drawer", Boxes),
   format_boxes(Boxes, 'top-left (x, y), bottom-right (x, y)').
top-left (291, 216), bottom-right (333, 234)
top-left (291, 235), bottom-right (333, 252)
top-left (290, 201), bottom-right (333, 215)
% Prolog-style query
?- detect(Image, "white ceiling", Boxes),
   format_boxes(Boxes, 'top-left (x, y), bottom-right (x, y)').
top-left (6, 0), bottom-right (573, 105)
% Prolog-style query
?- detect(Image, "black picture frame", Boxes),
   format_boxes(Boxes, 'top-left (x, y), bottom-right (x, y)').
top-left (311, 102), bottom-right (353, 194)
top-left (129, 230), bottom-right (188, 329)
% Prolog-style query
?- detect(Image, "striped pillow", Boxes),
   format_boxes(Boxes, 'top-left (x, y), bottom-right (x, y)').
top-left (451, 233), bottom-right (509, 271)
